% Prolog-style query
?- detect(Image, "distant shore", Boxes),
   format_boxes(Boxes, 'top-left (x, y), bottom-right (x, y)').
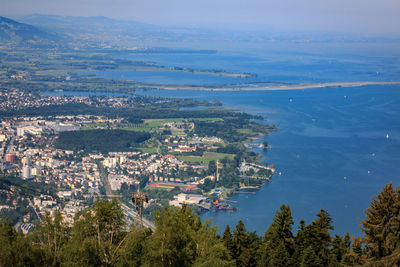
top-left (146, 81), bottom-right (400, 91)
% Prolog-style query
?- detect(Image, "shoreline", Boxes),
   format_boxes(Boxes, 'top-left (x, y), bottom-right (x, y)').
top-left (142, 81), bottom-right (400, 92)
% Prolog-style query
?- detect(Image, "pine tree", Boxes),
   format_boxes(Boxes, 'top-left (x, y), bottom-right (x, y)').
top-left (269, 241), bottom-right (289, 267)
top-left (342, 236), bottom-right (365, 266)
top-left (308, 209), bottom-right (334, 266)
top-left (258, 205), bottom-right (294, 266)
top-left (361, 183), bottom-right (400, 262)
top-left (330, 233), bottom-right (351, 265)
top-left (222, 225), bottom-right (235, 259)
top-left (233, 220), bottom-right (258, 267)
top-left (266, 204), bottom-right (295, 252)
top-left (301, 246), bottom-right (323, 267)
top-left (290, 219), bottom-right (307, 266)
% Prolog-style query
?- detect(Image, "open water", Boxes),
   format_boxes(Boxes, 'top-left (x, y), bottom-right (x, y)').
top-left (78, 41), bottom-right (400, 237)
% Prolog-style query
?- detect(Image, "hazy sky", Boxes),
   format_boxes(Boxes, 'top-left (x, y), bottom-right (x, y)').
top-left (2, 0), bottom-right (400, 35)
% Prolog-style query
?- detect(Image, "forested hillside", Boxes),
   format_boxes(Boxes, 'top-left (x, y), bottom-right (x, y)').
top-left (1, 183), bottom-right (399, 266)
top-left (55, 129), bottom-right (151, 153)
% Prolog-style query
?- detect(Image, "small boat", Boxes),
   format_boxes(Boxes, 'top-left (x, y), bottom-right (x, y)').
top-left (386, 134), bottom-right (389, 139)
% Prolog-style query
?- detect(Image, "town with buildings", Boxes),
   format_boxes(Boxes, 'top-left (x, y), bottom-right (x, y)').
top-left (0, 88), bottom-right (274, 232)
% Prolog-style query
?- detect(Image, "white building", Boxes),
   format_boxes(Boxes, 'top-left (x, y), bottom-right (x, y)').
top-left (169, 193), bottom-right (207, 207)
top-left (21, 156), bottom-right (31, 166)
top-left (17, 127), bottom-right (25, 137)
top-left (22, 166), bottom-right (33, 180)
top-left (103, 157), bottom-right (118, 169)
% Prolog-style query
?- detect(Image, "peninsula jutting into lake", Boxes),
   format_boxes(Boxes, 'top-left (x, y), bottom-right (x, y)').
top-left (139, 81), bottom-right (400, 91)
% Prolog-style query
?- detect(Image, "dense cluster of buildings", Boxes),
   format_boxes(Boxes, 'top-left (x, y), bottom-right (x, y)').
top-left (0, 88), bottom-right (145, 111)
top-left (0, 90), bottom-right (274, 233)
top-left (104, 151), bottom-right (209, 191)
top-left (0, 114), bottom-right (219, 229)
top-left (0, 116), bottom-right (104, 225)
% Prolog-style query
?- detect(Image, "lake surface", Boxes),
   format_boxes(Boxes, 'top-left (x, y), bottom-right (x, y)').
top-left (79, 41), bottom-right (400, 237)
top-left (136, 85), bottom-right (400, 237)
top-left (87, 41), bottom-right (400, 87)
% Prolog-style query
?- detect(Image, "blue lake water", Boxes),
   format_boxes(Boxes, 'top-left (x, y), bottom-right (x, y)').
top-left (74, 42), bottom-right (400, 237)
top-left (88, 41), bottom-right (400, 86)
top-left (136, 86), bottom-right (400, 237)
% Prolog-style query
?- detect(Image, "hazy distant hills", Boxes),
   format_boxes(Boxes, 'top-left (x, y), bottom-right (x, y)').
top-left (2, 14), bottom-right (396, 50)
top-left (13, 14), bottom-right (175, 46)
top-left (0, 14), bottom-right (216, 51)
top-left (15, 14), bottom-right (159, 35)
top-left (0, 14), bottom-right (167, 49)
top-left (6, 14), bottom-right (199, 49)
top-left (0, 16), bottom-right (62, 47)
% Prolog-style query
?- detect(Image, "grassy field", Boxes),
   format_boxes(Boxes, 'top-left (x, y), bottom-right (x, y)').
top-left (137, 147), bottom-right (158, 154)
top-left (177, 151), bottom-right (235, 164)
top-left (144, 117), bottom-right (222, 126)
top-left (80, 117), bottom-right (227, 143)
top-left (82, 118), bottom-right (223, 133)
top-left (81, 123), bottom-right (107, 130)
top-left (237, 128), bottom-right (257, 135)
top-left (121, 126), bottom-right (153, 132)
top-left (144, 118), bottom-right (185, 128)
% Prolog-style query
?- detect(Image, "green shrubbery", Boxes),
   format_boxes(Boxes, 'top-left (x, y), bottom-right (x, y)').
top-left (1, 183), bottom-right (400, 266)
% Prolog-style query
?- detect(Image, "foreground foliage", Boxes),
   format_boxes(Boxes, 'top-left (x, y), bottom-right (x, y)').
top-left (1, 184), bottom-right (400, 266)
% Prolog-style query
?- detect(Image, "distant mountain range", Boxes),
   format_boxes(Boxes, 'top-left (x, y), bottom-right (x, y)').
top-left (2, 14), bottom-right (193, 48)
top-left (0, 14), bottom-right (218, 50)
top-left (0, 16), bottom-right (62, 47)
top-left (0, 14), bottom-right (169, 48)
top-left (14, 14), bottom-right (159, 35)
top-left (1, 14), bottom-right (398, 49)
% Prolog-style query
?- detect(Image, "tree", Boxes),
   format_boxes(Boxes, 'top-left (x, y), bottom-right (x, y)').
top-left (301, 246), bottom-right (323, 267)
top-left (61, 199), bottom-right (127, 266)
top-left (258, 205), bottom-right (294, 266)
top-left (269, 241), bottom-right (289, 267)
top-left (307, 209), bottom-right (334, 266)
top-left (117, 226), bottom-right (152, 267)
top-left (329, 233), bottom-right (351, 265)
top-left (290, 220), bottom-right (308, 266)
top-left (191, 221), bottom-right (234, 267)
top-left (0, 220), bottom-right (45, 266)
top-left (145, 206), bottom-right (232, 266)
top-left (222, 225), bottom-right (235, 259)
top-left (208, 160), bottom-right (217, 175)
top-left (361, 183), bottom-right (400, 261)
top-left (342, 236), bottom-right (365, 266)
top-left (233, 220), bottom-right (258, 267)
top-left (31, 211), bottom-right (69, 266)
